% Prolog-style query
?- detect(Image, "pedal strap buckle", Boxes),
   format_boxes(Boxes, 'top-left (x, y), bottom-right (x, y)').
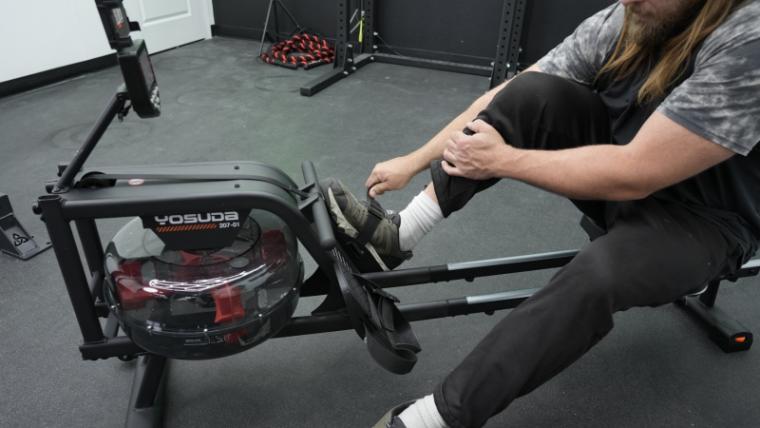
top-left (354, 198), bottom-right (385, 247)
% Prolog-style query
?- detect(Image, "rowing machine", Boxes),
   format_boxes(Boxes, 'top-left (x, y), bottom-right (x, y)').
top-left (35, 2), bottom-right (759, 427)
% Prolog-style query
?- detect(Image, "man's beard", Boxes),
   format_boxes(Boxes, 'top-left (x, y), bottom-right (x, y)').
top-left (625, 0), bottom-right (704, 47)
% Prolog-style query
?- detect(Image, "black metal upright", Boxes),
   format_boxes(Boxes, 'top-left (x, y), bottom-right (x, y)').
top-left (125, 355), bottom-right (168, 428)
top-left (361, 0), bottom-right (375, 55)
top-left (300, 0), bottom-right (369, 96)
top-left (53, 90), bottom-right (128, 193)
top-left (335, 0), bottom-right (350, 69)
top-left (489, 0), bottom-right (528, 88)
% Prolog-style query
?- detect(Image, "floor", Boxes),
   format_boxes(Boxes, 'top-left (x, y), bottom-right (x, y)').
top-left (1, 37), bottom-right (759, 428)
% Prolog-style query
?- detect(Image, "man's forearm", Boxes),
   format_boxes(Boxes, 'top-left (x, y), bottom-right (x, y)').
top-left (405, 103), bottom-right (491, 174)
top-left (500, 144), bottom-right (649, 201)
top-left (451, 111), bottom-right (733, 201)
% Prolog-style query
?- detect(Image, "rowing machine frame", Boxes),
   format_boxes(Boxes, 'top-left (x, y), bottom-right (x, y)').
top-left (33, 89), bottom-right (759, 424)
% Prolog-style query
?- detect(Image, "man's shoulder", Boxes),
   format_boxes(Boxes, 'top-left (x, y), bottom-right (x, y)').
top-left (701, 0), bottom-right (760, 57)
top-left (720, 0), bottom-right (760, 38)
top-left (587, 2), bottom-right (624, 33)
top-left (732, 0), bottom-right (760, 26)
top-left (571, 3), bottom-right (625, 58)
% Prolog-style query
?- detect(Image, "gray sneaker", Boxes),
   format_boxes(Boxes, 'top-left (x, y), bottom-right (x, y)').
top-left (372, 401), bottom-right (414, 428)
top-left (320, 178), bottom-right (412, 272)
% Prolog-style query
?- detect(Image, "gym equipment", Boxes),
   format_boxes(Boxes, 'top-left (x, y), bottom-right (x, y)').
top-left (0, 193), bottom-right (51, 260)
top-left (102, 211), bottom-right (303, 359)
top-left (301, 0), bottom-right (528, 97)
top-left (36, 1), bottom-right (758, 426)
top-left (257, 3), bottom-right (335, 70)
top-left (116, 39), bottom-right (160, 118)
top-left (677, 267), bottom-right (759, 353)
top-left (258, 0), bottom-right (302, 58)
top-left (260, 33), bottom-right (336, 70)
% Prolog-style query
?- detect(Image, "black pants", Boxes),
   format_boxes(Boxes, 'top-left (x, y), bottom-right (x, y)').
top-left (430, 72), bottom-right (737, 428)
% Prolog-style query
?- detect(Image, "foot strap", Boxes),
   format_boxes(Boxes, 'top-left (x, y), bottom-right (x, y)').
top-left (331, 247), bottom-right (421, 374)
top-left (354, 197), bottom-right (385, 247)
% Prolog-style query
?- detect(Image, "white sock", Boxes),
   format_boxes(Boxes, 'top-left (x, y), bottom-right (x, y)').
top-left (399, 191), bottom-right (444, 251)
top-left (398, 395), bottom-right (448, 428)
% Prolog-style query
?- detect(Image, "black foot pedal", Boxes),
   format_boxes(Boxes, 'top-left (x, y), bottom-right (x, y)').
top-left (332, 247), bottom-right (421, 374)
top-left (0, 193), bottom-right (51, 260)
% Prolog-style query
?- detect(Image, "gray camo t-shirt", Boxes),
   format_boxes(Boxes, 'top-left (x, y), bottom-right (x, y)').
top-left (537, 1), bottom-right (760, 156)
top-left (536, 0), bottom-right (760, 260)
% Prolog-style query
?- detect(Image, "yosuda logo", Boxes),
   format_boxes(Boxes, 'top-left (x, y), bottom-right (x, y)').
top-left (155, 212), bottom-right (239, 226)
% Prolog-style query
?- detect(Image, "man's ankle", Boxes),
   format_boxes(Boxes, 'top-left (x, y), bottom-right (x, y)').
top-left (398, 395), bottom-right (449, 428)
top-left (398, 190), bottom-right (443, 251)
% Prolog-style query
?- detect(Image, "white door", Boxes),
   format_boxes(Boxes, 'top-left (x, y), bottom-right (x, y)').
top-left (123, 0), bottom-right (212, 53)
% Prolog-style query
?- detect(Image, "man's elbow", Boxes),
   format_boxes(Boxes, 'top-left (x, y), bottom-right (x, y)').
top-left (473, 89), bottom-right (497, 112)
top-left (606, 148), bottom-right (660, 201)
top-left (606, 179), bottom-right (656, 201)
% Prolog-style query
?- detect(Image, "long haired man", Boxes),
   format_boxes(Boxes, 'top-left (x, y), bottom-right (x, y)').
top-left (322, 1), bottom-right (760, 426)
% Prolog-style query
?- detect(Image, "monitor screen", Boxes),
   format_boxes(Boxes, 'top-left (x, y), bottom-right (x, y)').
top-left (138, 47), bottom-right (156, 88)
top-left (117, 39), bottom-right (161, 118)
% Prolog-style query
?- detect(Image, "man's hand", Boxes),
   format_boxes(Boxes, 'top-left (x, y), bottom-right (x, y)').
top-left (441, 120), bottom-right (516, 180)
top-left (366, 155), bottom-right (419, 197)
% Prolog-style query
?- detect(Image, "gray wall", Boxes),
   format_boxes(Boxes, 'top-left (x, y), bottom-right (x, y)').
top-left (212, 0), bottom-right (615, 66)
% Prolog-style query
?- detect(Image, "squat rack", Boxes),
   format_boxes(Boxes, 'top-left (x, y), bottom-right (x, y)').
top-left (300, 0), bottom-right (528, 96)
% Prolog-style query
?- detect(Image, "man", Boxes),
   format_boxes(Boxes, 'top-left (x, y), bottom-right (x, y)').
top-left (321, 0), bottom-right (760, 426)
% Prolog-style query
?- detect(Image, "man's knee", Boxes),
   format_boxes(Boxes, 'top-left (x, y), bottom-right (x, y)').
top-left (482, 72), bottom-right (583, 120)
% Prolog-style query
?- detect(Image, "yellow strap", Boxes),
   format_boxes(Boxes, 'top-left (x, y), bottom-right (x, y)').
top-left (359, 11), bottom-right (364, 44)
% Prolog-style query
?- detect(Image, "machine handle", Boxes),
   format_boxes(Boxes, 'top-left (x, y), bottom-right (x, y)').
top-left (302, 161), bottom-right (336, 250)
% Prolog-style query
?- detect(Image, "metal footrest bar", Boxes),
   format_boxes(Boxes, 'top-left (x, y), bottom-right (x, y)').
top-left (363, 250), bottom-right (578, 288)
top-left (373, 53), bottom-right (493, 76)
top-left (277, 287), bottom-right (539, 338)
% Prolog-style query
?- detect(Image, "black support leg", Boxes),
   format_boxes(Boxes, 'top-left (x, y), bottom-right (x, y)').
top-left (677, 280), bottom-right (753, 353)
top-left (125, 354), bottom-right (169, 428)
top-left (300, 51), bottom-right (374, 97)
